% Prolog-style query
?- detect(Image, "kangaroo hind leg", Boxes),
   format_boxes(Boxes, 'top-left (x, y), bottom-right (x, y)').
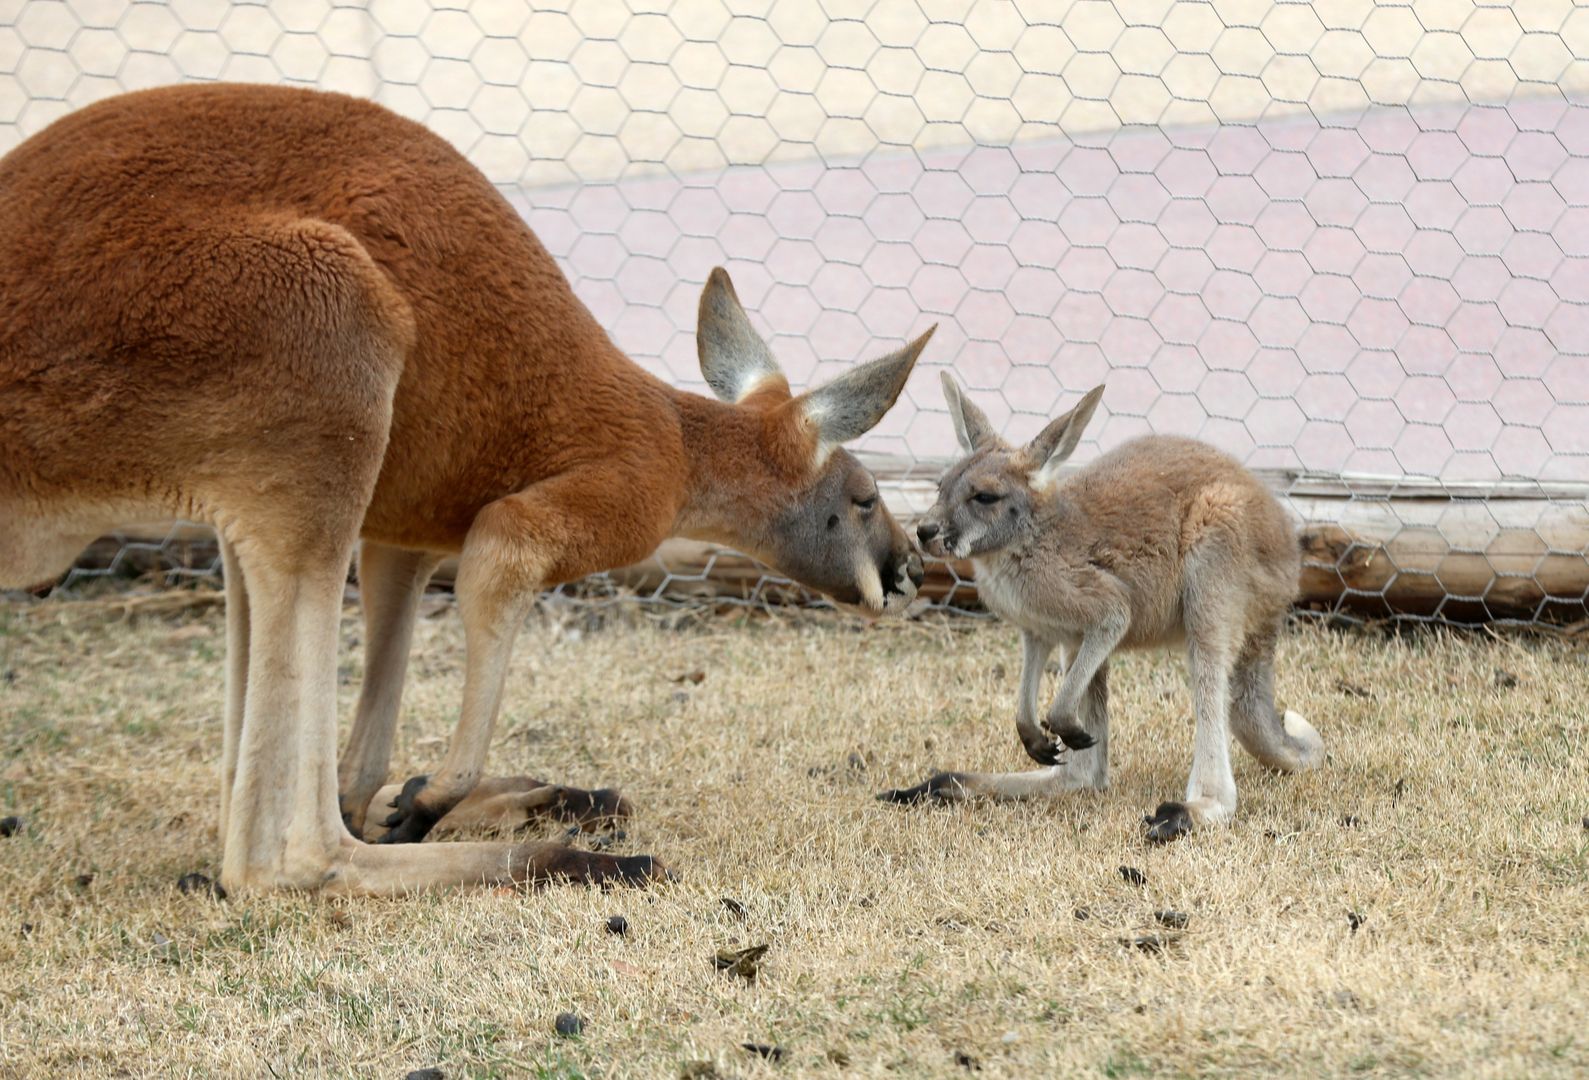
top-left (1230, 620), bottom-right (1324, 773)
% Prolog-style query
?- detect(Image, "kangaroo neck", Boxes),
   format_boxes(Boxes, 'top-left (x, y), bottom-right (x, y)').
top-left (667, 388), bottom-right (801, 549)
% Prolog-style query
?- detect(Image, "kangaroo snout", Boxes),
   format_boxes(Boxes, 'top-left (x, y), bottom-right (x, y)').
top-left (915, 520), bottom-right (951, 558)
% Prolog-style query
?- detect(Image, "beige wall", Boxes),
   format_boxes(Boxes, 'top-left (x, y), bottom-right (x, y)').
top-left (3, 1), bottom-right (1586, 183)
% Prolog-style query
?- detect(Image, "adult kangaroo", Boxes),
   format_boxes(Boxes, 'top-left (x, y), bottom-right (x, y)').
top-left (0, 84), bottom-right (931, 895)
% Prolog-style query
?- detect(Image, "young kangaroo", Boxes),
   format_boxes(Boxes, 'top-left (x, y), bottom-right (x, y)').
top-left (879, 375), bottom-right (1324, 841)
top-left (1, 84), bottom-right (932, 895)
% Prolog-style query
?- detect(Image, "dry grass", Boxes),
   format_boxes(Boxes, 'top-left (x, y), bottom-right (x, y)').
top-left (0, 598), bottom-right (1586, 1079)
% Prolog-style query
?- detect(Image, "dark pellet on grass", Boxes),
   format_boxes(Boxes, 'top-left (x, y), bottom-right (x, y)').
top-left (1348, 912), bottom-right (1367, 933)
top-left (954, 1050), bottom-right (980, 1070)
top-left (73, 873), bottom-right (93, 890)
top-left (1073, 907), bottom-right (1092, 921)
top-left (1119, 866), bottom-right (1147, 887)
top-left (606, 915), bottom-right (629, 936)
top-left (403, 1070), bottom-right (444, 1080)
top-left (1154, 910), bottom-right (1189, 929)
top-left (0, 815), bottom-right (22, 837)
top-left (741, 1043), bottom-right (783, 1062)
top-left (1339, 815), bottom-right (1362, 828)
top-left (554, 1012), bottom-right (584, 1037)
top-left (1121, 933), bottom-right (1172, 954)
top-left (721, 896), bottom-right (747, 919)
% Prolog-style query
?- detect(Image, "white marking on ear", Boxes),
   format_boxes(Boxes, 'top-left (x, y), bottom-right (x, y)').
top-left (732, 369), bottom-right (782, 403)
top-left (1027, 465), bottom-right (1060, 492)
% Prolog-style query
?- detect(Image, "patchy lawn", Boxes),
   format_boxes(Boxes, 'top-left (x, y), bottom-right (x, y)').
top-left (0, 597), bottom-right (1586, 1078)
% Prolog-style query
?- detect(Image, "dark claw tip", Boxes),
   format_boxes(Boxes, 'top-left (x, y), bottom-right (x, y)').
top-left (1056, 727), bottom-right (1096, 751)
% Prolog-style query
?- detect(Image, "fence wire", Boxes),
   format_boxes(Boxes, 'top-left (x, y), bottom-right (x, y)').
top-left (2, 1), bottom-right (1587, 623)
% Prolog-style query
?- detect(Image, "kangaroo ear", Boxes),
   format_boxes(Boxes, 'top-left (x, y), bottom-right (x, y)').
top-left (939, 372), bottom-right (997, 455)
top-left (1027, 384), bottom-right (1105, 489)
top-left (697, 267), bottom-right (785, 403)
top-left (798, 326), bottom-right (936, 451)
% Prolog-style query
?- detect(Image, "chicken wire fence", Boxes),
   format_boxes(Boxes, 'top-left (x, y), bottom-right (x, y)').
top-left (3, 0), bottom-right (1588, 624)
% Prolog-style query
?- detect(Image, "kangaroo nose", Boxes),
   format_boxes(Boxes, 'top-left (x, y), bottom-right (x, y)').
top-left (916, 521), bottom-right (940, 546)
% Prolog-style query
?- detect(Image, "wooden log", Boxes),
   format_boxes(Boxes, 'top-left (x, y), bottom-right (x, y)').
top-left (37, 457), bottom-right (1589, 623)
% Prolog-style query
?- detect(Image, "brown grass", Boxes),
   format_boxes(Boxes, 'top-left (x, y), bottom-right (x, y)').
top-left (0, 598), bottom-right (1586, 1078)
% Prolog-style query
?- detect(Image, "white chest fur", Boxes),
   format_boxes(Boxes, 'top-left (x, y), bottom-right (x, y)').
top-left (972, 555), bottom-right (1041, 631)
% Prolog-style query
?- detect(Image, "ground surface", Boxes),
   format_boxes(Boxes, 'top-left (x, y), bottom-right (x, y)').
top-left (0, 597), bottom-right (1585, 1078)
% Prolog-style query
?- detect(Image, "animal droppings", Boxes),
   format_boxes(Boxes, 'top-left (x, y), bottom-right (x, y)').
top-left (1121, 933), bottom-right (1176, 954)
top-left (720, 896), bottom-right (748, 919)
top-left (0, 816), bottom-right (22, 837)
top-left (403, 1069), bottom-right (444, 1080)
top-left (1154, 910), bottom-right (1190, 929)
top-left (1348, 912), bottom-right (1367, 933)
top-left (714, 943), bottom-right (769, 981)
top-left (554, 1012), bottom-right (584, 1037)
top-left (741, 1043), bottom-right (783, 1062)
top-left (1119, 866), bottom-right (1147, 887)
top-left (606, 915), bottom-right (629, 936)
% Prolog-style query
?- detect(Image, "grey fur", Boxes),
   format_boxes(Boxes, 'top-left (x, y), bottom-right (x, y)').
top-left (896, 380), bottom-right (1326, 838)
top-left (803, 327), bottom-right (936, 446)
top-left (696, 267), bottom-right (782, 402)
top-left (940, 371), bottom-right (996, 453)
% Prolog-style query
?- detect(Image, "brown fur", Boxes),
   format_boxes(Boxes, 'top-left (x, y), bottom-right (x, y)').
top-left (0, 84), bottom-right (930, 893)
top-left (887, 375), bottom-right (1325, 839)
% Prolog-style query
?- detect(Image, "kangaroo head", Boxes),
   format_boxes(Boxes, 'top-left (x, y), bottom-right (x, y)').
top-left (694, 267), bottom-right (932, 613)
top-left (916, 373), bottom-right (1105, 560)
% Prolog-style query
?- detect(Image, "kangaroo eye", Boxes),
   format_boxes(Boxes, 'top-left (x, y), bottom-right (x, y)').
top-left (973, 492), bottom-right (1002, 505)
top-left (855, 496), bottom-right (877, 511)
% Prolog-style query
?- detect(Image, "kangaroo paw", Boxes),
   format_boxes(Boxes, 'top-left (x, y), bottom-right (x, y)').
top-left (1144, 801), bottom-right (1194, 844)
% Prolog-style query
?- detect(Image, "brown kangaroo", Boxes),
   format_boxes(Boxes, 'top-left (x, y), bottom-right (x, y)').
top-left (879, 375), bottom-right (1324, 840)
top-left (0, 84), bottom-right (932, 895)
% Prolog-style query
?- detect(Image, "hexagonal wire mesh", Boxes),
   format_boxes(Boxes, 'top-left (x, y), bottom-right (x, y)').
top-left (2, 1), bottom-right (1587, 623)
